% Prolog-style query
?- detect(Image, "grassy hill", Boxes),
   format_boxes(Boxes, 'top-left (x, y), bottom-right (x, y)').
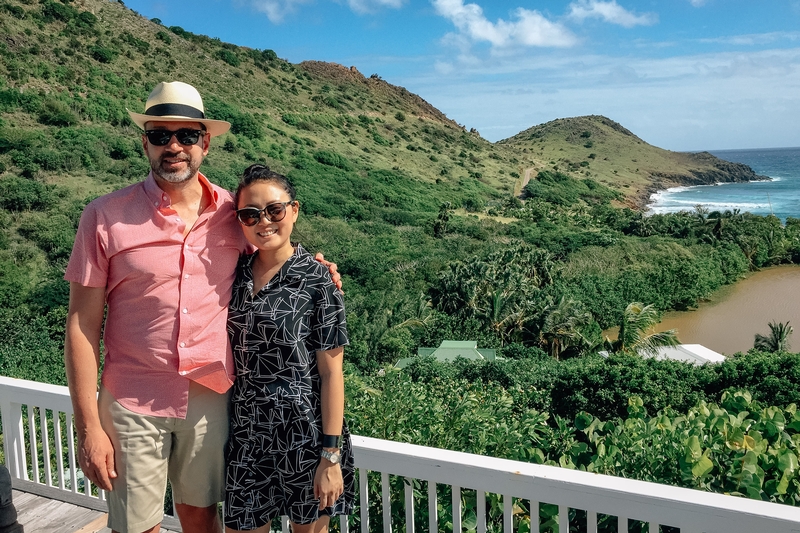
top-left (501, 115), bottom-right (767, 207)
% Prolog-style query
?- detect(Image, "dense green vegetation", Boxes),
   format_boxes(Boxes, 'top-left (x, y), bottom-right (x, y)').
top-left (2, 0), bottom-right (800, 517)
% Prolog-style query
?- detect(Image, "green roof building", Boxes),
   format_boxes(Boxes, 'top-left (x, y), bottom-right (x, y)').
top-left (395, 340), bottom-right (498, 368)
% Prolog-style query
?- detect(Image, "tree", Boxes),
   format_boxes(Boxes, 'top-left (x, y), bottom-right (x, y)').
top-left (432, 202), bottom-right (451, 238)
top-left (429, 244), bottom-right (554, 345)
top-left (754, 321), bottom-right (793, 353)
top-left (608, 302), bottom-right (679, 357)
top-left (539, 297), bottom-right (599, 359)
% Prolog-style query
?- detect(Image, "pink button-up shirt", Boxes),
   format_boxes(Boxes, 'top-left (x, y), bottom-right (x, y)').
top-left (65, 172), bottom-right (249, 418)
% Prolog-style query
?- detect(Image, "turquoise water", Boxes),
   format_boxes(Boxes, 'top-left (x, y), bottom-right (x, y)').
top-left (648, 147), bottom-right (800, 221)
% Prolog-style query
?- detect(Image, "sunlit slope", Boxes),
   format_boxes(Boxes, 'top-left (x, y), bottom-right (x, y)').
top-left (500, 115), bottom-right (765, 207)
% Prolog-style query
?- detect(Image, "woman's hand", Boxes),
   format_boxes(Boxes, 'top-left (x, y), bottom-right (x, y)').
top-left (314, 455), bottom-right (344, 509)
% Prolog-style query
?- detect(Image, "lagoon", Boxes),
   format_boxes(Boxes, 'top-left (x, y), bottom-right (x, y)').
top-left (654, 265), bottom-right (800, 355)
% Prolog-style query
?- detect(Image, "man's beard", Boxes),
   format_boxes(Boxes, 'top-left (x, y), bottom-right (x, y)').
top-left (149, 152), bottom-right (201, 183)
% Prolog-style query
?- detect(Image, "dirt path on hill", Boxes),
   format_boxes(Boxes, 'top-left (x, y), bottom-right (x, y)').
top-left (514, 167), bottom-right (536, 198)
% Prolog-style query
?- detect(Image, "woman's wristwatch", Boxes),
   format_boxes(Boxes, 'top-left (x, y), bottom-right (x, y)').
top-left (321, 434), bottom-right (342, 464)
top-left (320, 449), bottom-right (341, 464)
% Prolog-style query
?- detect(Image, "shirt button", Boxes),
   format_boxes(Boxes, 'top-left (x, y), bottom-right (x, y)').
top-left (182, 308), bottom-right (188, 314)
top-left (179, 370), bottom-right (187, 375)
top-left (154, 201), bottom-right (158, 206)
top-left (180, 342), bottom-right (186, 348)
top-left (184, 274), bottom-right (189, 279)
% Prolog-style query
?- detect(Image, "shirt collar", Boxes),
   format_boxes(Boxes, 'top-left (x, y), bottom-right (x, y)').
top-left (143, 171), bottom-right (221, 213)
top-left (247, 244), bottom-right (307, 287)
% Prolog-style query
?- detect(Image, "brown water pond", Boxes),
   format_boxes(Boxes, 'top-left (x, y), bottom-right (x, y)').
top-left (653, 265), bottom-right (800, 355)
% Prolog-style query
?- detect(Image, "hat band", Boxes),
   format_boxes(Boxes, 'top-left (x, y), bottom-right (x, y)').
top-left (145, 103), bottom-right (206, 119)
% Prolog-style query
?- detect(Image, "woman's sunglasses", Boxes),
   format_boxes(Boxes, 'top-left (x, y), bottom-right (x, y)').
top-left (145, 128), bottom-right (205, 146)
top-left (236, 201), bottom-right (296, 226)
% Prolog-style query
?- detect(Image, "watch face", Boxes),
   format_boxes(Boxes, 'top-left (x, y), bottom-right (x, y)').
top-left (322, 450), bottom-right (341, 464)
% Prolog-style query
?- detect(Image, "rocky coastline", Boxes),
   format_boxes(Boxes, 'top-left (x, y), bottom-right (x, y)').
top-left (637, 152), bottom-right (770, 209)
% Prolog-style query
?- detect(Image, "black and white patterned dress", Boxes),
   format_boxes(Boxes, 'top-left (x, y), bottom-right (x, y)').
top-left (225, 244), bottom-right (354, 530)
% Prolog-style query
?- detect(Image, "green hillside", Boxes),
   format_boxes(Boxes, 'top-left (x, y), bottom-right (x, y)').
top-left (501, 115), bottom-right (766, 207)
top-left (1, 0), bottom-right (795, 385)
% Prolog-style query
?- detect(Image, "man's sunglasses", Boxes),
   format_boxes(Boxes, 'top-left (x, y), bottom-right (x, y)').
top-left (145, 128), bottom-right (206, 146)
top-left (236, 201), bottom-right (297, 226)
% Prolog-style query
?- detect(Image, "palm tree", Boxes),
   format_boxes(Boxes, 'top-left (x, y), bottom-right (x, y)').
top-left (609, 302), bottom-right (679, 357)
top-left (539, 297), bottom-right (597, 360)
top-left (754, 321), bottom-right (793, 352)
top-left (476, 289), bottom-right (523, 347)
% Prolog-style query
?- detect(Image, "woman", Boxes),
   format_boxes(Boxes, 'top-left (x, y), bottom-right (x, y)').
top-left (225, 164), bottom-right (354, 533)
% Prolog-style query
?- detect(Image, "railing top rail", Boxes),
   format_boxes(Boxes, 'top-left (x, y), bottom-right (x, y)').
top-left (0, 377), bottom-right (74, 412)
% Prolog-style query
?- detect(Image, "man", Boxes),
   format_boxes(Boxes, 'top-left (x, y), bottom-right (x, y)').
top-left (64, 81), bottom-right (338, 533)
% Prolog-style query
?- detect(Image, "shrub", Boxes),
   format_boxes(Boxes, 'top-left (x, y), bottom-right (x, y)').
top-left (33, 148), bottom-right (65, 171)
top-left (76, 11), bottom-right (97, 28)
top-left (41, 0), bottom-right (77, 22)
top-left (121, 32), bottom-right (149, 54)
top-left (3, 4), bottom-right (25, 19)
top-left (0, 176), bottom-right (54, 211)
top-left (90, 44), bottom-right (117, 63)
top-left (550, 354), bottom-right (714, 420)
top-left (18, 212), bottom-right (76, 261)
top-left (155, 30), bottom-right (172, 44)
top-left (0, 88), bottom-right (38, 113)
top-left (313, 150), bottom-right (351, 170)
top-left (214, 49), bottom-right (240, 67)
top-left (205, 98), bottom-right (263, 139)
top-left (710, 351), bottom-right (800, 407)
top-left (169, 26), bottom-right (190, 38)
top-left (0, 307), bottom-right (66, 385)
top-left (38, 99), bottom-right (78, 126)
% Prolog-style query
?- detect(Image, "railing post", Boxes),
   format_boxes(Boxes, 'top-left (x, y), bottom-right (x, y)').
top-left (359, 468), bottom-right (369, 533)
top-left (382, 472), bottom-right (392, 533)
top-left (503, 494), bottom-right (512, 533)
top-left (1, 399), bottom-right (27, 481)
top-left (558, 505), bottom-right (568, 533)
top-left (404, 477), bottom-right (415, 533)
top-left (428, 482), bottom-right (437, 533)
top-left (452, 486), bottom-right (461, 533)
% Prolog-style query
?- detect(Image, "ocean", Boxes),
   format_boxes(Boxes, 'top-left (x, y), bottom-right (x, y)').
top-left (647, 147), bottom-right (800, 221)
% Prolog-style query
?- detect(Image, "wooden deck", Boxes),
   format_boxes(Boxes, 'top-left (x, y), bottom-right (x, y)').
top-left (11, 490), bottom-right (180, 533)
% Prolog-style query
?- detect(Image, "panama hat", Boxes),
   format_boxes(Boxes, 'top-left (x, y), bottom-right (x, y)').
top-left (127, 81), bottom-right (231, 137)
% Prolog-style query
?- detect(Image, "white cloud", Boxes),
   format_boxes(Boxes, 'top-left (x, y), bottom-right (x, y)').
top-left (249, 0), bottom-right (312, 22)
top-left (432, 0), bottom-right (577, 49)
top-left (689, 0), bottom-right (706, 6)
top-left (699, 32), bottom-right (800, 46)
top-left (345, 0), bottom-right (405, 14)
top-left (248, 0), bottom-right (403, 21)
top-left (567, 0), bottom-right (657, 28)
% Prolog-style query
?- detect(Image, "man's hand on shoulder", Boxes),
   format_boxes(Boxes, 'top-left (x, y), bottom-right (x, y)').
top-left (78, 426), bottom-right (117, 492)
top-left (315, 252), bottom-right (343, 293)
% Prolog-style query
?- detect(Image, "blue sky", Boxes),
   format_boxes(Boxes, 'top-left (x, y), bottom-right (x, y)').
top-left (124, 0), bottom-right (800, 151)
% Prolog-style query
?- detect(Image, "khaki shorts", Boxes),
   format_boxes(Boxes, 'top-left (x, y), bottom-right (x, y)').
top-left (98, 382), bottom-right (229, 533)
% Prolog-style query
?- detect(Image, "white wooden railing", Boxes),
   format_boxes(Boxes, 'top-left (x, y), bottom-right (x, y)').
top-left (2, 376), bottom-right (800, 533)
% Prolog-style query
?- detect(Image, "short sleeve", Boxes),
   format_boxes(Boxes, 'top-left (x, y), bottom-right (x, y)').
top-left (64, 202), bottom-right (109, 288)
top-left (310, 278), bottom-right (349, 352)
